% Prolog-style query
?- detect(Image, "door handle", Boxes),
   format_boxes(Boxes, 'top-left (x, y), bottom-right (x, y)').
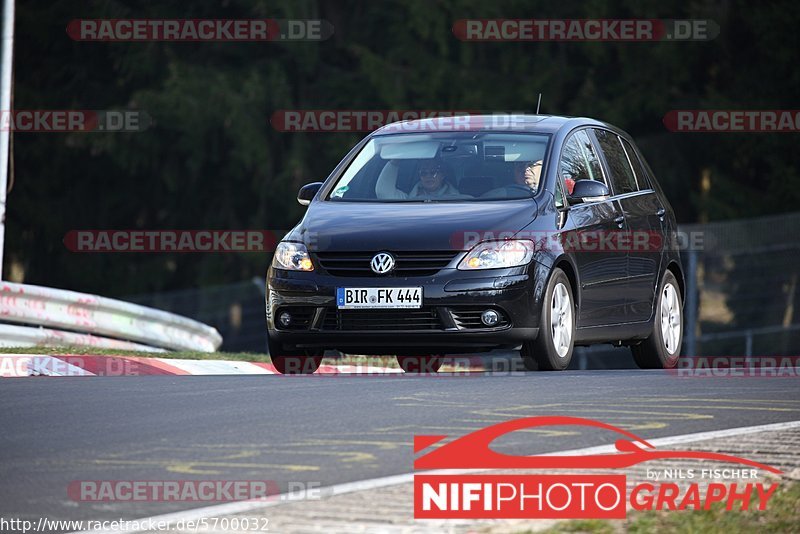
top-left (656, 207), bottom-right (666, 220)
top-left (614, 215), bottom-right (625, 228)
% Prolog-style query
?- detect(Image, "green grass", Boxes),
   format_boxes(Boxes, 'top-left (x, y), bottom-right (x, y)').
top-left (534, 482), bottom-right (799, 534)
top-left (543, 519), bottom-right (616, 533)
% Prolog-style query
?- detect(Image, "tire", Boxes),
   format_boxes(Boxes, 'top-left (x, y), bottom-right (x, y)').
top-left (267, 332), bottom-right (323, 375)
top-left (631, 270), bottom-right (683, 369)
top-left (271, 354), bottom-right (323, 375)
top-left (396, 355), bottom-right (443, 373)
top-left (521, 268), bottom-right (575, 371)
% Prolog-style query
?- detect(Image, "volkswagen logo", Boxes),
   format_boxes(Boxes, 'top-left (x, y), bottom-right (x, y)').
top-left (370, 252), bottom-right (396, 274)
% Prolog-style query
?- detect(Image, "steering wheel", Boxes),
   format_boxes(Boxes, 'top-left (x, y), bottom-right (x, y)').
top-left (481, 184), bottom-right (534, 198)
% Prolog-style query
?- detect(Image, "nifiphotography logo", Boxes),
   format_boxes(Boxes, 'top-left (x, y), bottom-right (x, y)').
top-left (413, 416), bottom-right (781, 519)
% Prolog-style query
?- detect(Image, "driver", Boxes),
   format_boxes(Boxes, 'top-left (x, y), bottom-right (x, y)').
top-left (513, 160), bottom-right (542, 192)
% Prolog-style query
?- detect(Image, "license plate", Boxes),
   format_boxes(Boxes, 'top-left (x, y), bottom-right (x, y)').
top-left (336, 287), bottom-right (422, 309)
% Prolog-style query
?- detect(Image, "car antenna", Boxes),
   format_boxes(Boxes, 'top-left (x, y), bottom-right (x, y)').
top-left (536, 93), bottom-right (542, 115)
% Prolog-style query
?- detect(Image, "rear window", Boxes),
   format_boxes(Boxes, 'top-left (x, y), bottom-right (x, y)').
top-left (594, 129), bottom-right (639, 194)
top-left (620, 137), bottom-right (651, 190)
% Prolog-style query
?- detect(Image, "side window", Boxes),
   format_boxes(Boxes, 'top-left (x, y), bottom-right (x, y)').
top-left (620, 137), bottom-right (651, 190)
top-left (594, 129), bottom-right (639, 194)
top-left (559, 130), bottom-right (605, 184)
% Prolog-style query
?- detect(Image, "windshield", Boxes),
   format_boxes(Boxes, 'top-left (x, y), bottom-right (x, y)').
top-left (327, 132), bottom-right (550, 202)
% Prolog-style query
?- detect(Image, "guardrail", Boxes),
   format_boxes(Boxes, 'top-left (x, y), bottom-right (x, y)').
top-left (0, 282), bottom-right (222, 352)
top-left (697, 323), bottom-right (800, 357)
top-left (0, 324), bottom-right (165, 352)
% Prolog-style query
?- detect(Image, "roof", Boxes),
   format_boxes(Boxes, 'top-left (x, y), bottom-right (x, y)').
top-left (371, 114), bottom-right (612, 136)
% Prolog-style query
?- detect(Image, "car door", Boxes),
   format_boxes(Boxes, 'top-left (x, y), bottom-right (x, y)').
top-left (620, 136), bottom-right (668, 320)
top-left (559, 129), bottom-right (628, 327)
top-left (592, 129), bottom-right (661, 323)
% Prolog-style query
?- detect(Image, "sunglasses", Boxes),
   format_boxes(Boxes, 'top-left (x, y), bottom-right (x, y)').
top-left (419, 168), bottom-right (442, 177)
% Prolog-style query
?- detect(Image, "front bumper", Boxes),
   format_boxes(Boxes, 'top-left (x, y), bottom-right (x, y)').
top-left (266, 264), bottom-right (541, 355)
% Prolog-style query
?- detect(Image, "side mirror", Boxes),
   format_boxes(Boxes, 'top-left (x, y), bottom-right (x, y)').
top-left (568, 179), bottom-right (610, 203)
top-left (297, 182), bottom-right (323, 206)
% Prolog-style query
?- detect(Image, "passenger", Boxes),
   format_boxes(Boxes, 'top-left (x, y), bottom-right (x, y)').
top-left (375, 160), bottom-right (459, 199)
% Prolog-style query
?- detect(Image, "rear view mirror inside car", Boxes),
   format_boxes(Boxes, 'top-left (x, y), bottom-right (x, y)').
top-left (379, 141), bottom-right (440, 159)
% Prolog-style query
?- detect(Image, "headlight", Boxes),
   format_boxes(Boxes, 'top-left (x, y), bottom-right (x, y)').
top-left (272, 242), bottom-right (314, 271)
top-left (458, 240), bottom-right (535, 270)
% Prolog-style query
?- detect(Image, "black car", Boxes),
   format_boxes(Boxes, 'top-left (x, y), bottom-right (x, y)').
top-left (266, 115), bottom-right (684, 374)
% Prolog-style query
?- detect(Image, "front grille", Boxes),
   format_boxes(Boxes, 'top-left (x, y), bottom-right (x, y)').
top-left (450, 307), bottom-right (510, 329)
top-left (315, 251), bottom-right (458, 277)
top-left (321, 307), bottom-right (443, 331)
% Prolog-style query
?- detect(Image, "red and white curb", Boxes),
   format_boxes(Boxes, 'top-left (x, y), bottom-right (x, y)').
top-left (0, 354), bottom-right (405, 377)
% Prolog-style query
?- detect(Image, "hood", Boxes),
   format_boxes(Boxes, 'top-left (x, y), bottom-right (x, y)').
top-left (288, 199), bottom-right (539, 252)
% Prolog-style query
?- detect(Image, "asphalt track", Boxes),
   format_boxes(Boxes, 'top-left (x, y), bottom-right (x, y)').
top-left (1, 370), bottom-right (798, 529)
